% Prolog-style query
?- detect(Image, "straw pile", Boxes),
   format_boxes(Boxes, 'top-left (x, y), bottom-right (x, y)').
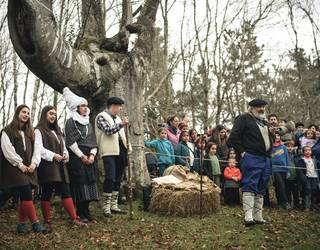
top-left (149, 165), bottom-right (221, 216)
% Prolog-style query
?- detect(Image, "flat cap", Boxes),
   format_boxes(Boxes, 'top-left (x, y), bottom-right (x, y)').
top-left (107, 96), bottom-right (125, 105)
top-left (248, 98), bottom-right (268, 107)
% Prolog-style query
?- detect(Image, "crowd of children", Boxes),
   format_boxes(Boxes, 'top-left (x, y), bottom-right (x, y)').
top-left (145, 113), bottom-right (320, 210)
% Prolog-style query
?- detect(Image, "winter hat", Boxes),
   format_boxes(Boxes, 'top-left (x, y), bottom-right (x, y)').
top-left (248, 98), bottom-right (268, 107)
top-left (107, 96), bottom-right (125, 106)
top-left (63, 87), bottom-right (88, 112)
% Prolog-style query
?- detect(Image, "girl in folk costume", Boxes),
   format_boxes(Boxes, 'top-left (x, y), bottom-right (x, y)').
top-left (63, 88), bottom-right (99, 222)
top-left (34, 105), bottom-right (85, 229)
top-left (0, 105), bottom-right (47, 233)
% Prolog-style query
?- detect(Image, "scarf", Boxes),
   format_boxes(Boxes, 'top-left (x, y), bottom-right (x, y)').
top-left (71, 110), bottom-right (90, 125)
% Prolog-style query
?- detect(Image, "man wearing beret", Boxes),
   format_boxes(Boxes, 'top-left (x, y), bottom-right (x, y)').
top-left (227, 98), bottom-right (273, 226)
top-left (95, 97), bottom-right (129, 217)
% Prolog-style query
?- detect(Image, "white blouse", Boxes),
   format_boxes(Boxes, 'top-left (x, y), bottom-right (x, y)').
top-left (33, 129), bottom-right (69, 165)
top-left (69, 142), bottom-right (97, 158)
top-left (1, 131), bottom-right (37, 169)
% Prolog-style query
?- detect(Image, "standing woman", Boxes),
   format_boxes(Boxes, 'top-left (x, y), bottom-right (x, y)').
top-left (165, 115), bottom-right (181, 149)
top-left (208, 125), bottom-right (229, 160)
top-left (35, 105), bottom-right (85, 228)
top-left (63, 87), bottom-right (99, 222)
top-left (0, 105), bottom-right (46, 233)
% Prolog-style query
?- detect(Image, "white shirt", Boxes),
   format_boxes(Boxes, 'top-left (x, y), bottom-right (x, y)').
top-left (1, 131), bottom-right (37, 169)
top-left (69, 142), bottom-right (97, 158)
top-left (187, 142), bottom-right (195, 166)
top-left (304, 157), bottom-right (318, 178)
top-left (33, 129), bottom-right (69, 165)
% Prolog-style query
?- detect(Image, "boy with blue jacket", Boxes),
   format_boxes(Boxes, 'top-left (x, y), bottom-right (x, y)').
top-left (271, 133), bottom-right (291, 209)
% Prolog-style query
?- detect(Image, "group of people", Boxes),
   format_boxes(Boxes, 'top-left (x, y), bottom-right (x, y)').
top-left (145, 99), bottom-right (320, 226)
top-left (0, 88), bottom-right (129, 233)
top-left (1, 93), bottom-right (320, 233)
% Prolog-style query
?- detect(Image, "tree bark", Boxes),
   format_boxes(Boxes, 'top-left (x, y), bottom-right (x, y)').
top-left (8, 0), bottom-right (160, 186)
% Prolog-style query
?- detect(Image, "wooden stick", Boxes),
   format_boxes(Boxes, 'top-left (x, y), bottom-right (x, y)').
top-left (125, 123), bottom-right (133, 219)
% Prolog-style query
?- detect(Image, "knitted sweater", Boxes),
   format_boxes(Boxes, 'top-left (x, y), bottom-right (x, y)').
top-left (271, 144), bottom-right (289, 173)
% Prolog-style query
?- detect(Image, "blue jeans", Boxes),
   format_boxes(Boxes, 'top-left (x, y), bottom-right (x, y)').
top-left (240, 153), bottom-right (271, 195)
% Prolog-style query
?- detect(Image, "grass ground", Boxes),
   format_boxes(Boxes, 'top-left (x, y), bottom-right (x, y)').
top-left (0, 200), bottom-right (319, 250)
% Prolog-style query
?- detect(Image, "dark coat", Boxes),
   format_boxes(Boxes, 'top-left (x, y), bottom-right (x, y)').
top-left (227, 113), bottom-right (273, 157)
top-left (0, 127), bottom-right (37, 189)
top-left (174, 141), bottom-right (190, 166)
top-left (37, 128), bottom-right (69, 184)
top-left (295, 157), bottom-right (320, 184)
top-left (67, 146), bottom-right (99, 185)
top-left (202, 155), bottom-right (214, 180)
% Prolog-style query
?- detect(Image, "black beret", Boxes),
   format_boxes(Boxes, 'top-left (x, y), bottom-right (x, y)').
top-left (107, 96), bottom-right (125, 105)
top-left (248, 98), bottom-right (268, 107)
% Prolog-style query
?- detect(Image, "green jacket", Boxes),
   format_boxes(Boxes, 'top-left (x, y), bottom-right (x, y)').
top-left (175, 141), bottom-right (190, 167)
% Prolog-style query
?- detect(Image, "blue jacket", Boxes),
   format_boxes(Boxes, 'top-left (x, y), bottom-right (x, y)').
top-left (144, 139), bottom-right (175, 165)
top-left (174, 141), bottom-right (190, 166)
top-left (271, 144), bottom-right (289, 173)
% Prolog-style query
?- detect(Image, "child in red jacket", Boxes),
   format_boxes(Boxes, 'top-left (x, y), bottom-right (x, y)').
top-left (224, 158), bottom-right (242, 206)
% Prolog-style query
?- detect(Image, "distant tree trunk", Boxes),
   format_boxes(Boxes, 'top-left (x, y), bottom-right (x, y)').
top-left (31, 78), bottom-right (41, 125)
top-left (12, 52), bottom-right (18, 108)
top-left (8, 0), bottom-right (160, 186)
top-left (23, 69), bottom-right (30, 104)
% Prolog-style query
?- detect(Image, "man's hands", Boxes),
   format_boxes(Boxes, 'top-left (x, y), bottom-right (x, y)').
top-left (122, 116), bottom-right (129, 125)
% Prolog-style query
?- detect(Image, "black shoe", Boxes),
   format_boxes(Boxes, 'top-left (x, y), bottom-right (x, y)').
top-left (79, 217), bottom-right (89, 223)
top-left (111, 208), bottom-right (127, 214)
top-left (244, 220), bottom-right (256, 227)
top-left (254, 219), bottom-right (268, 225)
top-left (103, 212), bottom-right (112, 218)
top-left (32, 222), bottom-right (48, 234)
top-left (16, 223), bottom-right (28, 234)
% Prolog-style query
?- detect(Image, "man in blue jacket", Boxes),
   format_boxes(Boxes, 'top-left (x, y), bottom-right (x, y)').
top-left (227, 99), bottom-right (273, 226)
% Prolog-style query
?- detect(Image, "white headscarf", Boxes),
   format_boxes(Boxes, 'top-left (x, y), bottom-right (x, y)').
top-left (63, 87), bottom-right (90, 125)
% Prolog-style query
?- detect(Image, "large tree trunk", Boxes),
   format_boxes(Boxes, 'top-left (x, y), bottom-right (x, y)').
top-left (7, 0), bottom-right (160, 186)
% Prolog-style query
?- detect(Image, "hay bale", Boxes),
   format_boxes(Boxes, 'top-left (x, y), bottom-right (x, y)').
top-left (149, 170), bottom-right (221, 216)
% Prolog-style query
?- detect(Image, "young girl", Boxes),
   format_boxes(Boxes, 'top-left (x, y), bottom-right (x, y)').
top-left (0, 105), bottom-right (46, 233)
top-left (191, 137), bottom-right (207, 174)
top-left (64, 88), bottom-right (99, 222)
top-left (296, 146), bottom-right (320, 211)
top-left (208, 125), bottom-right (229, 160)
top-left (34, 106), bottom-right (85, 228)
top-left (300, 129), bottom-right (317, 149)
top-left (174, 131), bottom-right (191, 167)
top-left (144, 128), bottom-right (175, 176)
top-left (203, 142), bottom-right (221, 186)
top-left (223, 158), bottom-right (242, 206)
